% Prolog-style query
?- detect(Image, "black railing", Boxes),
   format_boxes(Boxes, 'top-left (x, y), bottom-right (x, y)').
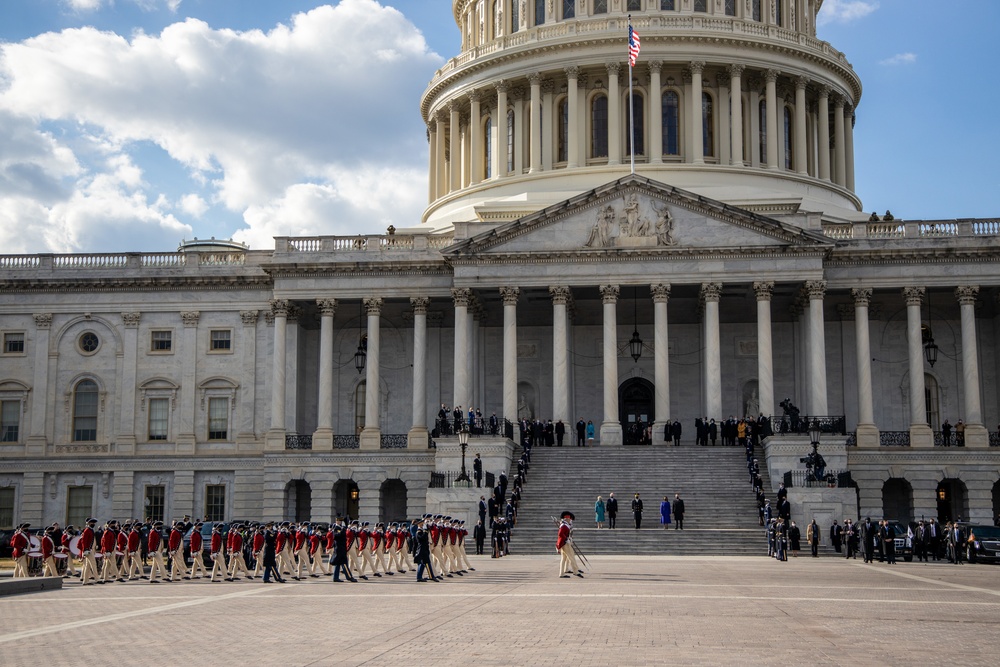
top-left (333, 435), bottom-right (359, 449)
top-left (991, 432), bottom-right (1000, 447)
top-left (784, 469), bottom-right (850, 488)
top-left (768, 415), bottom-right (847, 436)
top-left (285, 434), bottom-right (312, 450)
top-left (433, 415), bottom-right (513, 438)
top-left (845, 432), bottom-right (857, 447)
top-left (880, 431), bottom-right (911, 447)
top-left (933, 431), bottom-right (967, 447)
top-left (430, 470), bottom-right (496, 489)
top-left (380, 434), bottom-right (407, 449)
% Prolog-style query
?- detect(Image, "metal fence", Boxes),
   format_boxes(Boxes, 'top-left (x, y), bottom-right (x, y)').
top-left (783, 469), bottom-right (852, 488)
top-left (768, 415), bottom-right (847, 436)
top-left (433, 416), bottom-right (515, 438)
top-left (429, 471), bottom-right (495, 489)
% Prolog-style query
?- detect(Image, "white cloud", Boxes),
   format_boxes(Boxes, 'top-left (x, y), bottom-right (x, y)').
top-left (0, 0), bottom-right (441, 252)
top-left (879, 52), bottom-right (917, 67)
top-left (62, 0), bottom-right (183, 12)
top-left (817, 0), bottom-right (879, 26)
top-left (62, 0), bottom-right (106, 11)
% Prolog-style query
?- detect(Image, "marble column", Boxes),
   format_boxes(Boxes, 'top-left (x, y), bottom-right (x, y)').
top-left (313, 299), bottom-right (336, 450)
top-left (427, 119), bottom-right (437, 201)
top-left (360, 297), bottom-right (383, 450)
top-left (501, 287), bottom-right (520, 422)
top-left (956, 286), bottom-right (988, 447)
top-left (449, 101), bottom-right (461, 192)
top-left (716, 73), bottom-right (731, 165)
top-left (599, 285), bottom-right (622, 445)
top-left (701, 283), bottom-right (722, 419)
top-left (689, 61), bottom-right (705, 165)
top-left (529, 72), bottom-right (542, 173)
top-left (794, 77), bottom-right (808, 174)
top-left (550, 286), bottom-right (571, 423)
top-left (728, 64), bottom-right (745, 166)
top-left (117, 312), bottom-right (140, 454)
top-left (26, 314), bottom-right (51, 454)
top-left (435, 112), bottom-right (447, 197)
top-left (845, 104), bottom-right (856, 191)
top-left (805, 281), bottom-right (828, 416)
top-left (648, 61), bottom-right (663, 165)
top-left (902, 287), bottom-right (933, 447)
top-left (495, 81), bottom-right (509, 178)
top-left (817, 86), bottom-right (831, 181)
top-left (834, 96), bottom-right (847, 187)
top-left (541, 79), bottom-right (555, 170)
top-left (565, 67), bottom-right (580, 168)
top-left (407, 297), bottom-right (430, 449)
top-left (753, 282), bottom-right (775, 421)
top-left (470, 299), bottom-right (481, 410)
top-left (851, 288), bottom-right (879, 447)
top-left (452, 288), bottom-right (471, 411)
top-left (651, 284), bottom-right (671, 444)
top-left (469, 91), bottom-right (482, 185)
top-left (607, 63), bottom-right (621, 166)
top-left (511, 88), bottom-right (524, 175)
top-left (265, 300), bottom-right (288, 450)
top-left (765, 69), bottom-right (779, 170)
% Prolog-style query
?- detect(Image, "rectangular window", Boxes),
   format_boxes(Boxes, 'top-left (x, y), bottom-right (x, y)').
top-left (0, 487), bottom-right (14, 529)
top-left (150, 330), bottom-right (172, 352)
top-left (594, 0), bottom-right (607, 13)
top-left (775, 0), bottom-right (783, 27)
top-left (1, 401), bottom-right (19, 443)
top-left (563, 0), bottom-right (575, 20)
top-left (210, 329), bottom-right (232, 352)
top-left (205, 484), bottom-right (226, 522)
top-left (67, 486), bottom-right (93, 528)
top-left (627, 0), bottom-right (641, 11)
top-left (3, 332), bottom-right (24, 354)
top-left (145, 485), bottom-right (166, 523)
top-left (148, 398), bottom-right (169, 441)
top-left (73, 387), bottom-right (98, 442)
top-left (693, 0), bottom-right (707, 11)
top-left (725, 0), bottom-right (736, 15)
top-left (208, 397), bottom-right (229, 440)
top-left (535, 0), bottom-right (544, 26)
top-left (660, 0), bottom-right (675, 9)
top-left (752, 0), bottom-right (762, 21)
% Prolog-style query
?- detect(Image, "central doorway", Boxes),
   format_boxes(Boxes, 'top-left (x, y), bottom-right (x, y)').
top-left (619, 377), bottom-right (654, 445)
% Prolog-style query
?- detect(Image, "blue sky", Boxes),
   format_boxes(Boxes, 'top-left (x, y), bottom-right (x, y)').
top-left (0, 0), bottom-right (996, 253)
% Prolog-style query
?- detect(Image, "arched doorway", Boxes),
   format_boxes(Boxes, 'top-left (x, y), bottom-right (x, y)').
top-left (284, 480), bottom-right (312, 523)
top-left (882, 478), bottom-right (913, 524)
top-left (992, 480), bottom-right (1000, 523)
top-left (619, 377), bottom-right (654, 445)
top-left (334, 479), bottom-right (360, 521)
top-left (936, 479), bottom-right (969, 523)
top-left (379, 479), bottom-right (407, 523)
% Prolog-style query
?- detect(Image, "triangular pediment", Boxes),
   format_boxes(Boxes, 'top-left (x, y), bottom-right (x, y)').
top-left (445, 175), bottom-right (832, 258)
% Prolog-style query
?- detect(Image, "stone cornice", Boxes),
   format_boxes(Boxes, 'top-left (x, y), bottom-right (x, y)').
top-left (0, 451), bottom-right (436, 472)
top-left (0, 275), bottom-right (273, 294)
top-left (826, 246), bottom-right (1000, 267)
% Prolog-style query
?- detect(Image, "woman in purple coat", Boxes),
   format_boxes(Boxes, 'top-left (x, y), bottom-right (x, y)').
top-left (659, 496), bottom-right (671, 529)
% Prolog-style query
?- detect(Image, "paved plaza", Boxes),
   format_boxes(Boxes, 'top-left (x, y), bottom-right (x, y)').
top-left (2, 555), bottom-right (999, 665)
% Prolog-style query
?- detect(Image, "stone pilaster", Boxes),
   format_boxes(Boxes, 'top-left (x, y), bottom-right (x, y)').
top-left (956, 286), bottom-right (987, 447)
top-left (314, 299), bottom-right (336, 451)
top-left (27, 314), bottom-right (52, 455)
top-left (701, 283), bottom-right (722, 419)
top-left (408, 297), bottom-right (431, 449)
top-left (550, 286), bottom-right (571, 423)
top-left (902, 287), bottom-right (932, 447)
top-left (360, 297), bottom-right (383, 451)
top-left (599, 285), bottom-right (622, 445)
top-left (851, 288), bottom-right (879, 447)
top-left (265, 300), bottom-right (288, 452)
top-left (805, 280), bottom-right (828, 415)
top-left (651, 284), bottom-right (671, 443)
top-left (689, 61), bottom-right (706, 165)
top-left (728, 64), bottom-right (745, 166)
top-left (501, 287), bottom-right (519, 424)
top-left (753, 282), bottom-right (775, 420)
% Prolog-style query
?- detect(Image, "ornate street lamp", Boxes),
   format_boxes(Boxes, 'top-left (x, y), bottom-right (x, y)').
top-left (354, 299), bottom-right (366, 374)
top-left (809, 420), bottom-right (822, 447)
top-left (455, 425), bottom-right (471, 484)
top-left (924, 290), bottom-right (938, 367)
top-left (629, 286), bottom-right (643, 362)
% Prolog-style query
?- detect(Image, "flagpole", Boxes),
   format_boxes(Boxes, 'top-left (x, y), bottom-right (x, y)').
top-left (628, 15), bottom-right (635, 175)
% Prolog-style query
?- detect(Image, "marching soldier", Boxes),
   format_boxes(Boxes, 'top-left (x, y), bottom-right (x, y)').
top-left (279, 523), bottom-right (296, 577)
top-left (397, 522), bottom-right (414, 572)
top-left (147, 521), bottom-right (167, 583)
top-left (557, 511), bottom-right (582, 578)
top-left (79, 519), bottom-right (100, 585)
top-left (114, 522), bottom-right (129, 581)
top-left (345, 521), bottom-right (360, 578)
top-left (99, 521), bottom-right (120, 583)
top-left (125, 521), bottom-right (143, 580)
top-left (227, 523), bottom-right (251, 580)
top-left (40, 526), bottom-right (59, 578)
top-left (251, 524), bottom-right (267, 578)
top-left (457, 520), bottom-right (474, 572)
top-left (209, 523), bottom-right (227, 582)
top-left (61, 526), bottom-right (78, 577)
top-left (293, 522), bottom-right (311, 580)
top-left (429, 516), bottom-right (446, 578)
top-left (371, 523), bottom-right (389, 576)
top-left (357, 522), bottom-right (377, 579)
top-left (385, 523), bottom-right (400, 573)
top-left (167, 521), bottom-right (186, 582)
top-left (10, 523), bottom-right (29, 578)
top-left (188, 522), bottom-right (207, 579)
top-left (308, 527), bottom-right (324, 577)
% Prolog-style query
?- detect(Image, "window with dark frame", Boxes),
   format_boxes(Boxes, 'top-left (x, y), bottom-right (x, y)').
top-left (73, 380), bottom-right (98, 442)
top-left (145, 485), bottom-right (166, 523)
top-left (210, 330), bottom-right (231, 351)
top-left (3, 333), bottom-right (24, 354)
top-left (148, 397), bottom-right (169, 441)
top-left (151, 330), bottom-right (172, 352)
top-left (1, 400), bottom-right (20, 442)
top-left (205, 484), bottom-right (226, 522)
top-left (208, 397), bottom-right (229, 440)
top-left (66, 486), bottom-right (93, 528)
top-left (0, 487), bottom-right (14, 529)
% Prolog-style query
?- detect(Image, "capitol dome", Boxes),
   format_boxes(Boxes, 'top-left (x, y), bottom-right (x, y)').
top-left (420, 0), bottom-right (862, 229)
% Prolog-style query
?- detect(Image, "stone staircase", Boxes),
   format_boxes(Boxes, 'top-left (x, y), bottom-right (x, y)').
top-left (506, 444), bottom-right (771, 556)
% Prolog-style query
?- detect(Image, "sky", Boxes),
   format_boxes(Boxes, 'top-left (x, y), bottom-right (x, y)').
top-left (0, 0), bottom-right (996, 253)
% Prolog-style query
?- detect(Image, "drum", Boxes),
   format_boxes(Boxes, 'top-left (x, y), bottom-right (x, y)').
top-left (69, 535), bottom-right (82, 557)
top-left (28, 535), bottom-right (41, 551)
top-left (53, 553), bottom-right (68, 560)
top-left (27, 550), bottom-right (42, 558)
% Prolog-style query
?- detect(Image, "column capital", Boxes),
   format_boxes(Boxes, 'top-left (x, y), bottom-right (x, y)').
top-left (599, 284), bottom-right (620, 304)
top-left (500, 286), bottom-right (520, 305)
top-left (316, 298), bottom-right (337, 316)
top-left (448, 99), bottom-right (461, 114)
top-left (33, 313), bottom-right (52, 329)
top-left (495, 79), bottom-right (509, 94)
top-left (833, 94), bottom-right (846, 109)
top-left (688, 60), bottom-right (706, 75)
top-left (549, 285), bottom-right (572, 305)
top-left (121, 312), bottom-right (141, 328)
top-left (795, 75), bottom-right (809, 90)
top-left (410, 296), bottom-right (431, 313)
top-left (180, 311), bottom-right (201, 327)
top-left (451, 287), bottom-right (472, 307)
top-left (647, 60), bottom-right (663, 74)
top-left (527, 71), bottom-right (542, 85)
top-left (700, 282), bottom-right (722, 303)
top-left (363, 297), bottom-right (383, 316)
top-left (467, 89), bottom-right (482, 103)
top-left (851, 287), bottom-right (873, 306)
top-left (818, 84), bottom-right (831, 98)
top-left (727, 63), bottom-right (746, 79)
top-left (650, 283), bottom-right (671, 303)
top-left (764, 68), bottom-right (780, 83)
top-left (240, 310), bottom-right (259, 326)
top-left (955, 285), bottom-right (979, 306)
top-left (805, 280), bottom-right (827, 300)
top-left (540, 79), bottom-right (556, 95)
top-left (269, 299), bottom-right (289, 317)
top-left (564, 65), bottom-right (579, 79)
top-left (606, 61), bottom-right (621, 77)
top-left (902, 286), bottom-right (925, 306)
top-left (752, 281), bottom-right (774, 301)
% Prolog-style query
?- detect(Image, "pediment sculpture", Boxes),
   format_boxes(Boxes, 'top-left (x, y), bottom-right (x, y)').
top-left (584, 194), bottom-right (676, 249)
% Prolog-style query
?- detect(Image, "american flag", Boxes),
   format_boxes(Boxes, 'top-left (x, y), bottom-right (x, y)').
top-left (628, 25), bottom-right (641, 67)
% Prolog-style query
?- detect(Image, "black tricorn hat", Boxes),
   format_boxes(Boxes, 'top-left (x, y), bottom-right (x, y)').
top-left (560, 511), bottom-right (575, 521)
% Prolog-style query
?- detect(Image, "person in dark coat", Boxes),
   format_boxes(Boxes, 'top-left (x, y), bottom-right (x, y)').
top-left (605, 493), bottom-right (619, 529)
top-left (473, 454), bottom-right (483, 488)
top-left (631, 493), bottom-right (644, 529)
top-left (473, 519), bottom-right (486, 555)
top-left (414, 520), bottom-right (435, 582)
top-left (261, 523), bottom-right (285, 583)
top-left (788, 521), bottom-right (801, 556)
top-left (672, 493), bottom-right (685, 530)
top-left (670, 420), bottom-right (682, 447)
top-left (330, 524), bottom-right (352, 582)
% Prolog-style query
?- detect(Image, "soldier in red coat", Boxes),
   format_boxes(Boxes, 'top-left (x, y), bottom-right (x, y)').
top-left (147, 521), bottom-right (167, 583)
top-left (124, 522), bottom-right (143, 580)
top-left (226, 524), bottom-right (251, 580)
top-left (10, 523), bottom-right (30, 578)
top-left (356, 522), bottom-right (376, 579)
top-left (397, 523), bottom-right (414, 571)
top-left (79, 518), bottom-right (99, 585)
top-left (308, 528), bottom-right (324, 577)
top-left (345, 521), bottom-right (360, 577)
top-left (209, 524), bottom-right (226, 582)
top-left (251, 524), bottom-right (267, 578)
top-left (457, 520), bottom-right (474, 572)
top-left (557, 511), bottom-right (583, 578)
top-left (61, 526), bottom-right (78, 577)
top-left (188, 522), bottom-right (207, 579)
top-left (41, 526), bottom-right (59, 578)
top-left (293, 522), bottom-right (310, 580)
top-left (99, 521), bottom-right (120, 583)
top-left (167, 521), bottom-right (185, 582)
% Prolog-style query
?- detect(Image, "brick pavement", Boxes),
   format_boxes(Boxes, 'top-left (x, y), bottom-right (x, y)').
top-left (1, 555), bottom-right (999, 665)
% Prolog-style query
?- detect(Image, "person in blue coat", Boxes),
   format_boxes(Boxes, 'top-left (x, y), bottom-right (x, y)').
top-left (595, 495), bottom-right (606, 529)
top-left (660, 496), bottom-right (672, 529)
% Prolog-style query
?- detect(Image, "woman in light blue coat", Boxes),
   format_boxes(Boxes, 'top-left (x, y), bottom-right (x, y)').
top-left (595, 495), bottom-right (606, 529)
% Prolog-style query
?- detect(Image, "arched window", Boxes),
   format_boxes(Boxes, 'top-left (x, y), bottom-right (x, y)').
top-left (535, 0), bottom-right (545, 26)
top-left (484, 116), bottom-right (492, 179)
top-left (752, 0), bottom-right (762, 22)
top-left (591, 94), bottom-right (608, 158)
top-left (355, 380), bottom-right (366, 435)
top-left (662, 91), bottom-right (680, 156)
top-left (783, 106), bottom-right (793, 169)
top-left (660, 0), bottom-right (676, 10)
top-left (563, 0), bottom-right (575, 20)
top-left (626, 91), bottom-right (644, 156)
top-left (693, 0), bottom-right (707, 11)
top-left (73, 379), bottom-right (98, 442)
top-left (702, 92), bottom-right (714, 157)
top-left (557, 98), bottom-right (569, 162)
top-left (775, 0), bottom-right (783, 27)
top-left (758, 99), bottom-right (767, 164)
top-left (507, 108), bottom-right (515, 173)
top-left (594, 0), bottom-right (608, 14)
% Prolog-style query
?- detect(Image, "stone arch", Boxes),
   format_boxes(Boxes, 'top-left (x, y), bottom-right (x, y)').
top-left (284, 479), bottom-right (312, 523)
top-left (379, 479), bottom-right (407, 523)
top-left (936, 478), bottom-right (969, 523)
top-left (881, 478), bottom-right (913, 524)
top-left (52, 315), bottom-right (123, 356)
top-left (619, 377), bottom-right (654, 445)
top-left (333, 478), bottom-right (360, 521)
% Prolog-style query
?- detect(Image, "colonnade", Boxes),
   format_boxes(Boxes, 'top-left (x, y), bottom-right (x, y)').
top-left (267, 284), bottom-right (988, 449)
top-left (427, 62), bottom-right (856, 200)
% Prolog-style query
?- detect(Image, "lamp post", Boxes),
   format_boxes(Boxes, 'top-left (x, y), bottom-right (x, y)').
top-left (455, 425), bottom-right (471, 485)
top-left (809, 420), bottom-right (822, 448)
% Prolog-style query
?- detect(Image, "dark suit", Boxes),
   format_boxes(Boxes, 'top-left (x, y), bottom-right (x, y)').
top-left (415, 528), bottom-right (434, 581)
top-left (670, 421), bottom-right (682, 447)
top-left (576, 420), bottom-right (586, 446)
top-left (859, 521), bottom-right (876, 562)
top-left (473, 523), bottom-right (486, 555)
top-left (606, 497), bottom-right (618, 529)
top-left (331, 528), bottom-right (351, 581)
top-left (473, 457), bottom-right (482, 487)
top-left (631, 497), bottom-right (644, 529)
top-left (672, 498), bottom-right (685, 529)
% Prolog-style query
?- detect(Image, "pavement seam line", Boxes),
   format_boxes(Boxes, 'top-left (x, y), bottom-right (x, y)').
top-left (848, 561), bottom-right (1000, 597)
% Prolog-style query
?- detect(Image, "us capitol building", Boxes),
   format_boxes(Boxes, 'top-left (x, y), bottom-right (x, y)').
top-left (2, 0), bottom-right (998, 532)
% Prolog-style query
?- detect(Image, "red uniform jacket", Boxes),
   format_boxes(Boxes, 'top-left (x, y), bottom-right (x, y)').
top-left (229, 531), bottom-right (243, 553)
top-left (252, 533), bottom-right (265, 553)
top-left (383, 530), bottom-right (393, 550)
top-left (61, 532), bottom-right (73, 553)
top-left (210, 532), bottom-right (222, 554)
top-left (101, 529), bottom-right (117, 553)
top-left (41, 534), bottom-right (54, 559)
top-left (116, 531), bottom-right (128, 552)
top-left (79, 526), bottom-right (95, 552)
top-left (308, 534), bottom-right (320, 555)
top-left (345, 528), bottom-right (356, 550)
top-left (10, 531), bottom-right (28, 558)
top-left (276, 531), bottom-right (287, 552)
top-left (430, 526), bottom-right (440, 546)
top-left (396, 530), bottom-right (407, 550)
top-left (325, 531), bottom-right (335, 551)
top-left (371, 531), bottom-right (382, 550)
top-left (449, 527), bottom-right (458, 545)
top-left (168, 528), bottom-right (183, 552)
top-left (556, 523), bottom-right (570, 551)
top-left (148, 530), bottom-right (162, 552)
top-left (294, 531), bottom-right (307, 551)
top-left (191, 531), bottom-right (203, 553)
top-left (357, 530), bottom-right (368, 551)
top-left (127, 529), bottom-right (141, 552)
